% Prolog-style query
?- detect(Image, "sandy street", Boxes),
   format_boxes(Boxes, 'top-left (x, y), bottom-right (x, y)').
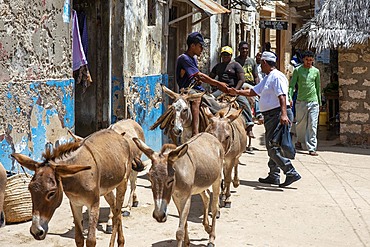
top-left (0, 124), bottom-right (370, 247)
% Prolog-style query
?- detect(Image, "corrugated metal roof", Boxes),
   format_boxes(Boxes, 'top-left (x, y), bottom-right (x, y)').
top-left (186, 0), bottom-right (230, 15)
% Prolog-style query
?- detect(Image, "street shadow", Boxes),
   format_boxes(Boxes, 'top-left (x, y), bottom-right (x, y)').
top-left (152, 238), bottom-right (208, 247)
top-left (316, 126), bottom-right (370, 156)
top-left (53, 207), bottom-right (112, 239)
top-left (239, 179), bottom-right (284, 192)
top-left (168, 194), bottom-right (204, 224)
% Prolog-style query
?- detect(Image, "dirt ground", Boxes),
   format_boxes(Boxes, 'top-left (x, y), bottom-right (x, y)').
top-left (1, 124), bottom-right (370, 247)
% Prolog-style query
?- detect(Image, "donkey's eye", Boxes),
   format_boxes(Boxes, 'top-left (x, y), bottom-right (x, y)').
top-left (47, 191), bottom-right (56, 200)
top-left (167, 179), bottom-right (174, 187)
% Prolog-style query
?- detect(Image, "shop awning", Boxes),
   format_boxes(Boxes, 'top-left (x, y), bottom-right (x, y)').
top-left (169, 0), bottom-right (230, 25)
top-left (186, 0), bottom-right (230, 15)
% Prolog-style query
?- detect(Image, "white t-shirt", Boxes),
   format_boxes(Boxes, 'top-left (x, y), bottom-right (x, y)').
top-left (252, 69), bottom-right (290, 112)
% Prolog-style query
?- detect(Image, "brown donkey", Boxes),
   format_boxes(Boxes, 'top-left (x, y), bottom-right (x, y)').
top-left (133, 132), bottom-right (224, 247)
top-left (12, 129), bottom-right (135, 247)
top-left (69, 119), bottom-right (145, 221)
top-left (204, 107), bottom-right (247, 208)
top-left (0, 163), bottom-right (6, 227)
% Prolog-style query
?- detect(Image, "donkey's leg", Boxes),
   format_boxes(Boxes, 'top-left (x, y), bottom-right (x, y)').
top-left (70, 202), bottom-right (84, 247)
top-left (86, 200), bottom-right (100, 247)
top-left (232, 157), bottom-right (240, 188)
top-left (208, 177), bottom-right (221, 247)
top-left (122, 170), bottom-right (138, 217)
top-left (104, 192), bottom-right (116, 234)
top-left (223, 161), bottom-right (233, 208)
top-left (199, 191), bottom-right (211, 234)
top-left (110, 180), bottom-right (128, 247)
top-left (172, 194), bottom-right (192, 247)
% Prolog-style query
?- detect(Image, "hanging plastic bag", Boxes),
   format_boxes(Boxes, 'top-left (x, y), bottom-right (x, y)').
top-left (270, 123), bottom-right (296, 159)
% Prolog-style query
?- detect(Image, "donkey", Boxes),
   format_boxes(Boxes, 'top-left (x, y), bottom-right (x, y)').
top-left (69, 119), bottom-right (145, 220)
top-left (204, 107), bottom-right (247, 208)
top-left (133, 132), bottom-right (224, 247)
top-left (12, 129), bottom-right (135, 247)
top-left (161, 85), bottom-right (205, 143)
top-left (0, 162), bottom-right (6, 227)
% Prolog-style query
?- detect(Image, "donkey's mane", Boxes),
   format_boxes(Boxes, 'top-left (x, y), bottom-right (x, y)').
top-left (42, 142), bottom-right (81, 161)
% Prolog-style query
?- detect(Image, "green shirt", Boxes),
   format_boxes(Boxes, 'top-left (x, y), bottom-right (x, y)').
top-left (289, 65), bottom-right (321, 105)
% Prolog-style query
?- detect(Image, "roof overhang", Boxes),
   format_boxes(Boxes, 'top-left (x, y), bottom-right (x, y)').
top-left (170, 0), bottom-right (230, 26)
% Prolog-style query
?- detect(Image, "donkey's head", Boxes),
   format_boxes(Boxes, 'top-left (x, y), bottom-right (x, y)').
top-left (162, 85), bottom-right (203, 137)
top-left (11, 143), bottom-right (90, 240)
top-left (133, 137), bottom-right (188, 222)
top-left (204, 106), bottom-right (243, 153)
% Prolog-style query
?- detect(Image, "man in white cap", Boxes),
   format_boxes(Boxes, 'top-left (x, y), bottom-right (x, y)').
top-left (229, 51), bottom-right (301, 188)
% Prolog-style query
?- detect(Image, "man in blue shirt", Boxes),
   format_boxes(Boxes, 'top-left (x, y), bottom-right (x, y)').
top-left (176, 32), bottom-right (229, 136)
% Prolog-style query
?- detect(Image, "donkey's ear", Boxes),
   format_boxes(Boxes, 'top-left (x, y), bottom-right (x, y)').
top-left (11, 153), bottom-right (41, 171)
top-left (227, 108), bottom-right (243, 122)
top-left (67, 129), bottom-right (83, 142)
top-left (185, 92), bottom-right (205, 101)
top-left (168, 144), bottom-right (188, 163)
top-left (162, 84), bottom-right (180, 100)
top-left (202, 106), bottom-right (214, 119)
top-left (132, 138), bottom-right (155, 159)
top-left (54, 163), bottom-right (91, 178)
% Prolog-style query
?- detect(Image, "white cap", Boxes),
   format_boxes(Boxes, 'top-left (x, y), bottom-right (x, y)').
top-left (261, 51), bottom-right (277, 62)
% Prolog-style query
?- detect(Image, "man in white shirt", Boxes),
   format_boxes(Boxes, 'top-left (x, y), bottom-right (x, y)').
top-left (229, 51), bottom-right (301, 188)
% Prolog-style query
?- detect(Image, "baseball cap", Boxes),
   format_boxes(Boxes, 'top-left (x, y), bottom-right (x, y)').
top-left (187, 32), bottom-right (206, 47)
top-left (221, 46), bottom-right (233, 55)
top-left (261, 51), bottom-right (277, 62)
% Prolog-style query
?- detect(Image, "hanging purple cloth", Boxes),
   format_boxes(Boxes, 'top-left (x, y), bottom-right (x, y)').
top-left (78, 11), bottom-right (88, 57)
top-left (72, 10), bottom-right (88, 71)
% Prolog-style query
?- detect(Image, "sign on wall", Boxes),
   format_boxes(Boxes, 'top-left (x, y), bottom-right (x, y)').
top-left (259, 20), bottom-right (288, 30)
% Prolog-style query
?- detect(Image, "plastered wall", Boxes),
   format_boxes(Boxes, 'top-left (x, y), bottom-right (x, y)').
top-left (0, 0), bottom-right (74, 170)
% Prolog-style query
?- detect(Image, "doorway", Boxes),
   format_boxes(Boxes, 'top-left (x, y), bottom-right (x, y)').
top-left (73, 0), bottom-right (110, 137)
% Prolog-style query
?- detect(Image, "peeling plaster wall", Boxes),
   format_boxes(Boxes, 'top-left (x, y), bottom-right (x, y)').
top-left (0, 0), bottom-right (73, 170)
top-left (121, 1), bottom-right (167, 149)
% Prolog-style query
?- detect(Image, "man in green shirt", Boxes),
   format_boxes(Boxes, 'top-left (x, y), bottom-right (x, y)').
top-left (289, 51), bottom-right (321, 156)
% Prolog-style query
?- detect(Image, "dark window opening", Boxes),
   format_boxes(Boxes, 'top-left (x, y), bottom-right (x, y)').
top-left (148, 0), bottom-right (156, 26)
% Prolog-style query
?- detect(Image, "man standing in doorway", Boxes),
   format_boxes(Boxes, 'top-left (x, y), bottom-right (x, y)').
top-left (175, 31), bottom-right (229, 136)
top-left (289, 50), bottom-right (321, 156)
top-left (229, 51), bottom-right (301, 188)
top-left (235, 41), bottom-right (258, 139)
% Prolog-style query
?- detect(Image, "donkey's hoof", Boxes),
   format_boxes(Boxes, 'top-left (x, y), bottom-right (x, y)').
top-left (122, 210), bottom-right (131, 217)
top-left (233, 180), bottom-right (240, 188)
top-left (207, 242), bottom-right (215, 247)
top-left (105, 225), bottom-right (112, 234)
top-left (216, 210), bottom-right (221, 219)
top-left (224, 202), bottom-right (231, 208)
top-left (132, 201), bottom-right (139, 207)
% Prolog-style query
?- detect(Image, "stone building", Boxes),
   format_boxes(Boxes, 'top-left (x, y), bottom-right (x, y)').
top-left (0, 0), bottom-right (233, 170)
top-left (291, 0), bottom-right (370, 147)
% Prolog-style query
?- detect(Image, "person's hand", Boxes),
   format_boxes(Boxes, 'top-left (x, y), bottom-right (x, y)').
top-left (217, 82), bottom-right (229, 93)
top-left (228, 87), bottom-right (238, 96)
top-left (280, 114), bottom-right (291, 125)
top-left (289, 100), bottom-right (293, 107)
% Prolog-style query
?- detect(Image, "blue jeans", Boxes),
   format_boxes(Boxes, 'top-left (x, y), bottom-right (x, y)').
top-left (263, 107), bottom-right (298, 179)
top-left (295, 101), bottom-right (319, 152)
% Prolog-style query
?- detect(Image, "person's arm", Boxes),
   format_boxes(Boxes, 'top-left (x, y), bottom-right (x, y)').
top-left (252, 60), bottom-right (259, 85)
top-left (278, 94), bottom-right (290, 125)
top-left (288, 68), bottom-right (298, 105)
top-left (235, 63), bottom-right (245, 90)
top-left (209, 64), bottom-right (217, 79)
top-left (315, 69), bottom-right (322, 106)
top-left (229, 87), bottom-right (257, 97)
top-left (197, 72), bottom-right (229, 93)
